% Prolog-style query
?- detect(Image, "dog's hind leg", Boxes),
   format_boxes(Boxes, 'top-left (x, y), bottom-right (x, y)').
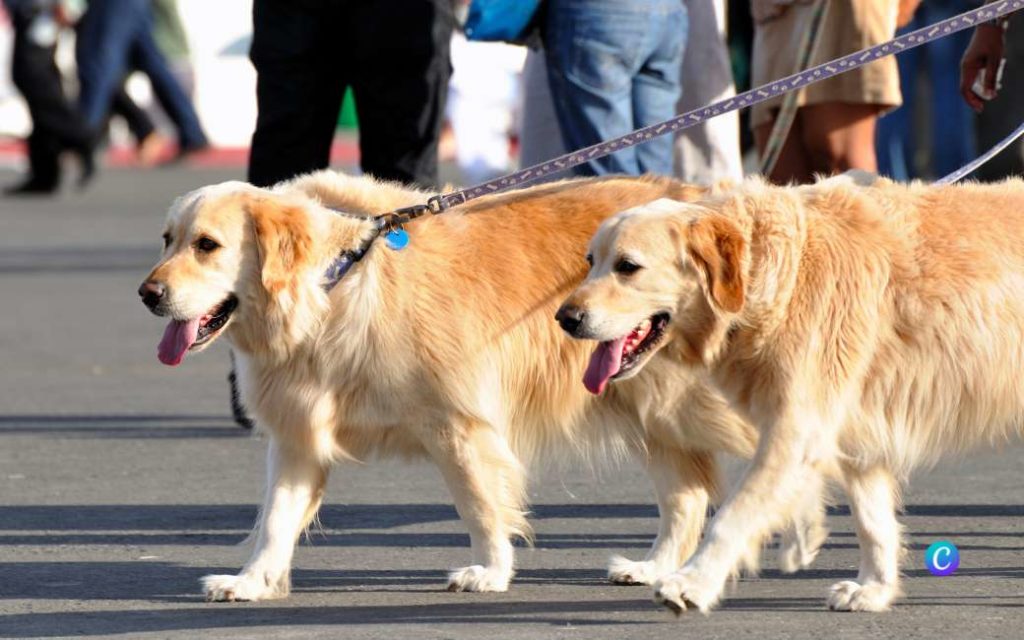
top-left (778, 471), bottom-right (829, 573)
top-left (202, 438), bottom-right (327, 602)
top-left (423, 420), bottom-right (528, 593)
top-left (609, 447), bottom-right (716, 586)
top-left (827, 465), bottom-right (902, 612)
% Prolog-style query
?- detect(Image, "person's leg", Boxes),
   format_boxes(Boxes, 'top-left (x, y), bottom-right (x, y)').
top-left (10, 29), bottom-right (93, 190)
top-left (631, 0), bottom-right (687, 175)
top-left (111, 83), bottom-right (156, 144)
top-left (875, 13), bottom-right (920, 181)
top-left (519, 49), bottom-right (567, 172)
top-left (76, 0), bottom-right (138, 130)
top-left (17, 130), bottom-right (61, 193)
top-left (753, 116), bottom-right (814, 184)
top-left (126, 1), bottom-right (208, 151)
top-left (924, 2), bottom-right (975, 177)
top-left (247, 0), bottom-right (345, 187)
top-left (350, 0), bottom-right (453, 188)
top-left (10, 33), bottom-right (61, 190)
top-left (543, 0), bottom-right (649, 176)
top-left (798, 102), bottom-right (881, 176)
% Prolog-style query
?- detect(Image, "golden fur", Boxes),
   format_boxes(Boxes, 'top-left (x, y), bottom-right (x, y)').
top-left (141, 171), bottom-right (824, 601)
top-left (563, 172), bottom-right (1024, 613)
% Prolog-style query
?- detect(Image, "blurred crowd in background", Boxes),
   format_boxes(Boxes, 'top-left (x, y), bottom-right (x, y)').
top-left (0, 0), bottom-right (1021, 199)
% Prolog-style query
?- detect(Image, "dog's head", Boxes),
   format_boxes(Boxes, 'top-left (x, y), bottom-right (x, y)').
top-left (556, 198), bottom-right (747, 394)
top-left (138, 182), bottom-right (351, 365)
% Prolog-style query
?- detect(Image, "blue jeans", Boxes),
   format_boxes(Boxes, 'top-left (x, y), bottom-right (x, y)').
top-left (544, 0), bottom-right (687, 176)
top-left (876, 0), bottom-right (975, 179)
top-left (76, 0), bottom-right (207, 148)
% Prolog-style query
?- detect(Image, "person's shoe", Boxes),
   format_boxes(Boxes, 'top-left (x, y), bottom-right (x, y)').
top-left (137, 131), bottom-right (170, 166)
top-left (74, 145), bottom-right (96, 191)
top-left (160, 141), bottom-right (210, 167)
top-left (4, 177), bottom-right (58, 196)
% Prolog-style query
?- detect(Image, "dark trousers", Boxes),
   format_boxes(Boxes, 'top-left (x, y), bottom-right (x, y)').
top-left (247, 0), bottom-right (454, 188)
top-left (111, 85), bottom-right (155, 143)
top-left (975, 11), bottom-right (1024, 180)
top-left (76, 0), bottom-right (207, 148)
top-left (10, 27), bottom-right (93, 187)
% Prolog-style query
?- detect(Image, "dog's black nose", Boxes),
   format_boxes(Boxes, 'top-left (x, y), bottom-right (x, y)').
top-left (555, 304), bottom-right (585, 336)
top-left (138, 281), bottom-right (166, 309)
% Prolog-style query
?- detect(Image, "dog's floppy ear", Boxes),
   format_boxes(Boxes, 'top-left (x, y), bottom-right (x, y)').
top-left (686, 215), bottom-right (746, 313)
top-left (248, 198), bottom-right (314, 295)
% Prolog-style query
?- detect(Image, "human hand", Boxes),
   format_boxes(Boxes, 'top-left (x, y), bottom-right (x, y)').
top-left (960, 24), bottom-right (1006, 112)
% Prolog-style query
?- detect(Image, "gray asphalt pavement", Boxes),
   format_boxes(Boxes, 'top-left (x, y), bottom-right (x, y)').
top-left (1, 167), bottom-right (1022, 639)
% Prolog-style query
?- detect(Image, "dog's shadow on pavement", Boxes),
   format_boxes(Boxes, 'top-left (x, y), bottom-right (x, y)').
top-left (0, 598), bottom-right (674, 637)
top-left (2, 562), bottom-right (1023, 638)
top-left (3, 501), bottom-right (1023, 637)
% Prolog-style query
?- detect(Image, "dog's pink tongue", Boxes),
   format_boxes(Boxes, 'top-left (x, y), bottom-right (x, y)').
top-left (583, 336), bottom-right (628, 395)
top-left (157, 318), bottom-right (201, 366)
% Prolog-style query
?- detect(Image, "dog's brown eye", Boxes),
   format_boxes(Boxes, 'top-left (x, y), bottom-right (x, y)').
top-left (615, 258), bottom-right (642, 275)
top-left (196, 237), bottom-right (220, 253)
top-left (585, 253), bottom-right (593, 266)
top-left (162, 233), bottom-right (172, 249)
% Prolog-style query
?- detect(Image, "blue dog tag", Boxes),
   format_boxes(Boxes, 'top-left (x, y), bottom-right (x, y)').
top-left (385, 228), bottom-right (409, 251)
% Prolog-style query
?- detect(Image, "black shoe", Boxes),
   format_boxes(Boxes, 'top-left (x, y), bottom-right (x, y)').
top-left (4, 177), bottom-right (58, 196)
top-left (75, 145), bottom-right (96, 191)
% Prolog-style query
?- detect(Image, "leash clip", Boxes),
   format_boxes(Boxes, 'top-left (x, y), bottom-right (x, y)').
top-left (428, 193), bottom-right (461, 213)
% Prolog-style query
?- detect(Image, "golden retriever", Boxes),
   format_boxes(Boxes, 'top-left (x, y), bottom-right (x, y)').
top-left (559, 172), bottom-right (1024, 613)
top-left (138, 171), bottom-right (824, 602)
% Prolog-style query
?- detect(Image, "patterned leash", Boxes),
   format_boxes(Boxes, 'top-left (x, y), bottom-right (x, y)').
top-left (323, 0), bottom-right (1024, 290)
top-left (937, 119), bottom-right (1024, 184)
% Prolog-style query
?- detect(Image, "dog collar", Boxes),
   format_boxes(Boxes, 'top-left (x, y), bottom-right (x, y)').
top-left (322, 203), bottom-right (434, 291)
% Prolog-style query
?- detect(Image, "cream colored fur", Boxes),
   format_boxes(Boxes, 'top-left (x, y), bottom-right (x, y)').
top-left (140, 170), bottom-right (825, 602)
top-left (564, 173), bottom-right (1024, 613)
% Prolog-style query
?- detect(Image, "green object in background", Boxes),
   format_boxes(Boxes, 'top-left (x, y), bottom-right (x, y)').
top-left (338, 88), bottom-right (358, 130)
top-left (152, 0), bottom-right (190, 62)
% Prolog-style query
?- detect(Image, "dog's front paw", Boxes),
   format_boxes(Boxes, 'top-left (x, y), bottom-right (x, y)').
top-left (607, 555), bottom-right (672, 586)
top-left (445, 565), bottom-right (512, 592)
top-left (827, 580), bottom-right (895, 612)
top-left (653, 569), bottom-right (720, 615)
top-left (201, 572), bottom-right (289, 602)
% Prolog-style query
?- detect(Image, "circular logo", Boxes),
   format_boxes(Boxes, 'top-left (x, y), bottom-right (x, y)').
top-left (925, 541), bottom-right (959, 576)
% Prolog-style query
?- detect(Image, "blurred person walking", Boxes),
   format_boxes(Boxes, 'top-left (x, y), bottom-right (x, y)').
top-left (247, 0), bottom-right (455, 189)
top-left (751, 0), bottom-right (907, 184)
top-left (3, 0), bottom-right (94, 195)
top-left (75, 0), bottom-right (208, 163)
top-left (542, 0), bottom-right (688, 176)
